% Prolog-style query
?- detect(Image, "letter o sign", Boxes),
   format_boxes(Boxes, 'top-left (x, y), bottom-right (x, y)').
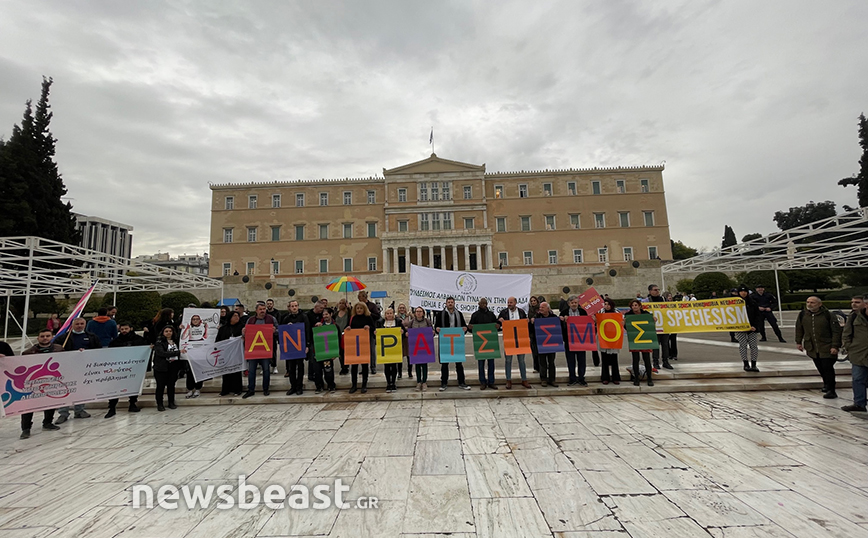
top-left (599, 319), bottom-right (622, 342)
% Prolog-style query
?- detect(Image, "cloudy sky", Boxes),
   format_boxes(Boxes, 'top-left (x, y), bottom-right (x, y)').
top-left (1, 0), bottom-right (866, 257)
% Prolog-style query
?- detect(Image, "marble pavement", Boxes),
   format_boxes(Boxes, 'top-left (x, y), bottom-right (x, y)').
top-left (1, 389), bottom-right (867, 538)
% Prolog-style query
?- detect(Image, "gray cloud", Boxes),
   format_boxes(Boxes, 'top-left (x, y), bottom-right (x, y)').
top-left (1, 0), bottom-right (866, 256)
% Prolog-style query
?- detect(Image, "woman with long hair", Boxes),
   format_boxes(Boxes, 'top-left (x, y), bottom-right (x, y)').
top-left (153, 325), bottom-right (181, 411)
top-left (626, 299), bottom-right (653, 387)
top-left (217, 311), bottom-right (244, 396)
top-left (334, 298), bottom-right (351, 375)
top-left (403, 306), bottom-right (433, 391)
top-left (736, 285), bottom-right (762, 372)
top-left (377, 308), bottom-right (405, 393)
top-left (396, 303), bottom-right (411, 380)
top-left (348, 302), bottom-right (374, 393)
top-left (599, 298), bottom-right (621, 385)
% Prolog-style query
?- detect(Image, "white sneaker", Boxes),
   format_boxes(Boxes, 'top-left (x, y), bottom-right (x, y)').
top-left (272, 367), bottom-right (278, 374)
top-left (185, 390), bottom-right (194, 399)
top-left (193, 390), bottom-right (200, 398)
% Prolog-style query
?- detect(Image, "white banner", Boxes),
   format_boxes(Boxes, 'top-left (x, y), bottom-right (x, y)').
top-left (180, 308), bottom-right (220, 353)
top-left (409, 264), bottom-right (533, 315)
top-left (184, 336), bottom-right (245, 383)
top-left (1, 347), bottom-right (150, 418)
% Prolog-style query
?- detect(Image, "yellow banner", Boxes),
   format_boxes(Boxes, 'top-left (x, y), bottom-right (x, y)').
top-left (644, 298), bottom-right (750, 333)
top-left (375, 327), bottom-right (404, 364)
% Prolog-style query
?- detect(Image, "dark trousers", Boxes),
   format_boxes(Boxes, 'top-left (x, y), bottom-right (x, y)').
top-left (108, 396), bottom-right (138, 409)
top-left (632, 351), bottom-right (652, 380)
top-left (600, 352), bottom-right (620, 382)
top-left (287, 359), bottom-right (305, 393)
top-left (385, 363), bottom-right (398, 387)
top-left (319, 360), bottom-right (336, 389)
top-left (415, 363), bottom-right (428, 383)
top-left (246, 358), bottom-right (271, 393)
top-left (759, 311), bottom-right (784, 340)
top-left (591, 350), bottom-right (600, 367)
top-left (478, 359), bottom-right (495, 385)
top-left (441, 362), bottom-right (466, 387)
top-left (539, 353), bottom-right (556, 383)
top-left (185, 361), bottom-right (203, 391)
top-left (652, 335), bottom-right (670, 364)
top-left (531, 339), bottom-right (540, 371)
top-left (21, 410), bottom-right (54, 431)
top-left (668, 334), bottom-right (678, 358)
top-left (221, 372), bottom-right (243, 394)
top-left (351, 364), bottom-right (369, 388)
top-left (565, 350), bottom-right (586, 383)
top-left (812, 355), bottom-right (837, 392)
top-left (154, 369), bottom-right (177, 406)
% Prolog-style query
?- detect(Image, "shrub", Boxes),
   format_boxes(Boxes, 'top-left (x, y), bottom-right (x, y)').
top-left (741, 270), bottom-right (789, 299)
top-left (693, 272), bottom-right (734, 299)
top-left (113, 291), bottom-right (162, 329)
top-left (675, 278), bottom-right (695, 295)
top-left (160, 292), bottom-right (201, 315)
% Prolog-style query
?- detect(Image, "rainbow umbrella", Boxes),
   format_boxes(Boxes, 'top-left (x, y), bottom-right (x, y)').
top-left (325, 276), bottom-right (367, 297)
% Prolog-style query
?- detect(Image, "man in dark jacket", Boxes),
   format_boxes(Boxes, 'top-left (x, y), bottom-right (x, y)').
top-left (736, 285), bottom-right (763, 372)
top-left (533, 302), bottom-right (560, 387)
top-left (265, 298), bottom-right (282, 374)
top-left (751, 285), bottom-right (786, 342)
top-left (841, 295), bottom-right (868, 412)
top-left (105, 322), bottom-right (148, 418)
top-left (795, 297), bottom-right (843, 399)
top-left (498, 297), bottom-right (530, 389)
top-left (56, 317), bottom-right (101, 423)
top-left (242, 302), bottom-right (278, 398)
top-left (281, 300), bottom-right (311, 395)
top-left (435, 297), bottom-right (471, 391)
top-left (559, 295), bottom-right (589, 386)
top-left (647, 284), bottom-right (673, 370)
top-left (17, 330), bottom-right (64, 439)
top-left (469, 298), bottom-right (498, 389)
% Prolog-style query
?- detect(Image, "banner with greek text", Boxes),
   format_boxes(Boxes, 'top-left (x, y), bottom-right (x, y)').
top-left (566, 316), bottom-right (597, 351)
top-left (501, 320), bottom-right (532, 356)
top-left (625, 313), bottom-right (660, 351)
top-left (438, 328), bottom-right (466, 363)
top-left (376, 328), bottom-right (403, 364)
top-left (643, 298), bottom-right (751, 333)
top-left (185, 336), bottom-right (244, 383)
top-left (471, 324), bottom-right (501, 360)
top-left (409, 264), bottom-right (533, 315)
top-left (1, 347), bottom-right (149, 418)
top-left (408, 327), bottom-right (436, 364)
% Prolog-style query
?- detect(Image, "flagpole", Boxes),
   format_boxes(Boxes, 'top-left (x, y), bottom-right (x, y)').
top-left (430, 126), bottom-right (434, 154)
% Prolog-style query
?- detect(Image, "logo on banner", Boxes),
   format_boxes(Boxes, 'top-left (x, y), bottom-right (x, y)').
top-left (2, 358), bottom-right (70, 408)
top-left (455, 273), bottom-right (478, 293)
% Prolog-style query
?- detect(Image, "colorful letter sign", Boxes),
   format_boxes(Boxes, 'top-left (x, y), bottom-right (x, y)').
top-left (244, 324), bottom-right (273, 360)
top-left (342, 328), bottom-right (370, 364)
top-left (438, 327), bottom-right (466, 363)
top-left (472, 323), bottom-right (501, 360)
top-left (597, 313), bottom-right (624, 350)
top-left (566, 316), bottom-right (597, 351)
top-left (577, 287), bottom-right (605, 314)
top-left (501, 319), bottom-right (531, 356)
top-left (278, 323), bottom-right (307, 360)
top-left (408, 327), bottom-right (436, 364)
top-left (625, 313), bottom-right (659, 351)
top-left (312, 325), bottom-right (339, 361)
top-left (533, 317), bottom-right (565, 353)
top-left (376, 327), bottom-right (403, 364)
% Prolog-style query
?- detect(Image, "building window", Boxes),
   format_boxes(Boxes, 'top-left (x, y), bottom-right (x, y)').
top-left (319, 193), bottom-right (328, 206)
top-left (543, 183), bottom-right (552, 196)
top-left (463, 185), bottom-right (472, 199)
top-left (295, 225), bottom-right (305, 241)
top-left (592, 181), bottom-right (601, 195)
top-left (246, 262), bottom-right (255, 275)
top-left (523, 251), bottom-right (533, 265)
top-left (430, 182), bottom-right (439, 201)
top-left (272, 194), bottom-right (281, 208)
top-left (343, 258), bottom-right (353, 272)
top-left (545, 215), bottom-right (556, 230)
top-left (319, 259), bottom-right (328, 273)
top-left (498, 252), bottom-right (508, 267)
top-left (295, 260), bottom-right (304, 274)
top-left (420, 213), bottom-right (429, 231)
top-left (247, 227), bottom-right (257, 242)
top-left (464, 217), bottom-right (475, 229)
top-left (367, 190), bottom-right (376, 204)
top-left (419, 182), bottom-right (428, 201)
top-left (319, 224), bottom-right (328, 239)
top-left (343, 223), bottom-right (353, 238)
top-left (644, 211), bottom-right (655, 227)
top-left (519, 184), bottom-right (528, 198)
top-left (296, 193), bottom-right (304, 207)
top-left (648, 246), bottom-right (659, 259)
top-left (368, 257), bottom-right (377, 271)
top-left (640, 179), bottom-right (650, 193)
top-left (496, 217), bottom-right (506, 232)
top-left (598, 248), bottom-right (608, 262)
top-left (520, 216), bottom-right (531, 231)
top-left (441, 182), bottom-right (450, 200)
top-left (548, 250), bottom-right (558, 264)
top-left (431, 212), bottom-right (441, 231)
top-left (398, 220), bottom-right (408, 232)
top-left (442, 212), bottom-right (452, 230)
top-left (364, 222), bottom-right (375, 238)
top-left (271, 226), bottom-right (280, 241)
top-left (567, 182), bottom-right (576, 195)
top-left (573, 249), bottom-right (583, 264)
top-left (225, 196), bottom-right (234, 210)
top-left (223, 228), bottom-right (233, 243)
top-left (271, 260), bottom-right (280, 275)
top-left (343, 191), bottom-right (352, 205)
top-left (623, 247), bottom-right (634, 261)
top-left (594, 213), bottom-right (606, 228)
top-left (619, 212), bottom-right (630, 228)
top-left (398, 188), bottom-right (407, 202)
top-left (222, 262), bottom-right (231, 276)
top-left (616, 180), bottom-right (625, 193)
top-left (569, 214), bottom-right (580, 229)
top-left (494, 185), bottom-right (503, 199)
top-left (248, 195), bottom-right (257, 209)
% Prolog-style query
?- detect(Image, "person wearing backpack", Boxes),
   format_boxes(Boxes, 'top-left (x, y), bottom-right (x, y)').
top-left (841, 295), bottom-right (868, 412)
top-left (795, 296), bottom-right (843, 399)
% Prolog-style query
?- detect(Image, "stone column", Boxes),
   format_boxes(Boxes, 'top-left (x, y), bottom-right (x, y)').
top-left (393, 247), bottom-right (400, 274)
top-left (452, 245), bottom-right (458, 271)
top-left (382, 247), bottom-right (388, 274)
top-left (428, 246), bottom-right (434, 268)
top-left (464, 244), bottom-right (470, 271)
top-left (486, 244), bottom-right (493, 270)
top-left (416, 247), bottom-right (421, 267)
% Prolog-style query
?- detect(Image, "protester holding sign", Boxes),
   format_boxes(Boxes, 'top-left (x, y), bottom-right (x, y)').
top-left (528, 296), bottom-right (541, 373)
top-left (396, 303), bottom-right (411, 380)
top-left (105, 322), bottom-right (148, 417)
top-left (316, 310), bottom-right (338, 393)
top-left (435, 297), bottom-right (471, 391)
top-left (280, 300), bottom-right (311, 395)
top-left (736, 285), bottom-right (762, 373)
top-left (153, 326), bottom-right (182, 410)
top-left (216, 311), bottom-right (244, 396)
top-left (626, 300), bottom-right (654, 387)
top-left (470, 299), bottom-right (499, 389)
top-left (334, 298), bottom-right (351, 375)
top-left (598, 299), bottom-right (621, 384)
top-left (377, 308), bottom-right (405, 393)
top-left (404, 307), bottom-right (433, 391)
top-left (646, 285), bottom-right (673, 371)
top-left (498, 297), bottom-right (530, 389)
top-left (560, 295), bottom-right (589, 386)
top-left (532, 302), bottom-right (561, 387)
top-left (349, 302), bottom-right (375, 394)
top-left (18, 330), bottom-right (64, 439)
top-left (243, 303), bottom-right (278, 398)
top-left (56, 317), bottom-right (100, 423)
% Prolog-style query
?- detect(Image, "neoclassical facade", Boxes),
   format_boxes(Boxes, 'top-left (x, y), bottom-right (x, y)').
top-left (208, 154), bottom-right (672, 279)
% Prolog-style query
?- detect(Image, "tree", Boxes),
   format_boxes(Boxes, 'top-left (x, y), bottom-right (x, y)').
top-left (693, 272), bottom-right (733, 299)
top-left (160, 291), bottom-right (201, 315)
top-left (670, 240), bottom-right (698, 260)
top-left (773, 200), bottom-right (836, 231)
top-left (721, 225), bottom-right (737, 248)
top-left (0, 77), bottom-right (78, 243)
top-left (838, 113), bottom-right (868, 208)
top-left (675, 278), bottom-right (695, 295)
top-left (742, 270), bottom-right (789, 299)
top-left (785, 270), bottom-right (836, 292)
top-left (112, 291), bottom-right (162, 329)
top-left (741, 233), bottom-right (762, 242)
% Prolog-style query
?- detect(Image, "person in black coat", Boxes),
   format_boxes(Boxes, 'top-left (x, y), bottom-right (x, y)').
top-left (105, 322), bottom-right (148, 417)
top-left (532, 302), bottom-right (560, 387)
top-left (153, 325), bottom-right (182, 411)
top-left (559, 295), bottom-right (590, 386)
top-left (281, 300), bottom-right (311, 395)
top-left (434, 297), bottom-right (471, 391)
top-left (217, 311), bottom-right (245, 396)
top-left (497, 297), bottom-right (530, 389)
top-left (626, 300), bottom-right (654, 387)
top-left (56, 317), bottom-right (101, 423)
top-left (736, 285), bottom-right (762, 372)
top-left (349, 302), bottom-right (375, 393)
top-left (469, 298), bottom-right (498, 389)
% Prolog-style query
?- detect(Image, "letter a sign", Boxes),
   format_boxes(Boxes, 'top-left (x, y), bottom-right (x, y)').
top-left (244, 325), bottom-right (274, 360)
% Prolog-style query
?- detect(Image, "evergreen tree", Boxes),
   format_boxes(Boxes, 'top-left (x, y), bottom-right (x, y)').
top-left (0, 77), bottom-right (78, 243)
top-left (838, 113), bottom-right (868, 208)
top-left (721, 225), bottom-right (737, 248)
top-left (773, 200), bottom-right (836, 231)
top-left (670, 239), bottom-right (698, 259)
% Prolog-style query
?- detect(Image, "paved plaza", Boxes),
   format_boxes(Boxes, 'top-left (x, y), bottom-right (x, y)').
top-left (1, 388), bottom-right (867, 538)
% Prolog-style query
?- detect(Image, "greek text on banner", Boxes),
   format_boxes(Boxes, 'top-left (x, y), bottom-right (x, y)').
top-left (409, 264), bottom-right (532, 315)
